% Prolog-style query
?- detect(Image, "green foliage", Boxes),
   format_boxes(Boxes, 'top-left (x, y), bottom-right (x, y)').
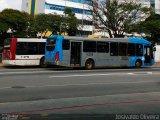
top-left (67, 15), bottom-right (77, 36)
top-left (63, 7), bottom-right (77, 36)
top-left (34, 13), bottom-right (62, 33)
top-left (0, 9), bottom-right (30, 45)
top-left (0, 8), bottom-right (77, 45)
top-left (64, 7), bottom-right (73, 15)
top-left (0, 9), bottom-right (30, 36)
top-left (133, 14), bottom-right (160, 42)
top-left (93, 0), bottom-right (152, 38)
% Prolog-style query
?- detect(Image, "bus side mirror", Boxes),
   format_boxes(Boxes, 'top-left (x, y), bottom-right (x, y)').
top-left (153, 47), bottom-right (156, 51)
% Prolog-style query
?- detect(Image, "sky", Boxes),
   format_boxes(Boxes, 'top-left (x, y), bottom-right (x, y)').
top-left (0, 0), bottom-right (22, 11)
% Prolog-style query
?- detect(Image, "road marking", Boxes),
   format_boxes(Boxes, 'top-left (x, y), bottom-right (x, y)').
top-left (49, 72), bottom-right (153, 78)
top-left (49, 73), bottom-right (113, 78)
top-left (1, 68), bottom-right (157, 75)
top-left (128, 72), bottom-right (153, 75)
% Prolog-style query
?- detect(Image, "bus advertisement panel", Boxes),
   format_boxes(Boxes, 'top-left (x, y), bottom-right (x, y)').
top-left (2, 37), bottom-right (46, 67)
top-left (45, 35), bottom-right (154, 69)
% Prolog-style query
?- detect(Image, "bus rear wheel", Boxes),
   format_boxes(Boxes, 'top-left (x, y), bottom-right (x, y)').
top-left (40, 57), bottom-right (47, 68)
top-left (135, 60), bottom-right (142, 68)
top-left (85, 59), bottom-right (94, 70)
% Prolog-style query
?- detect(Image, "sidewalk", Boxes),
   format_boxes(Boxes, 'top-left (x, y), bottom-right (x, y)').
top-left (152, 62), bottom-right (160, 67)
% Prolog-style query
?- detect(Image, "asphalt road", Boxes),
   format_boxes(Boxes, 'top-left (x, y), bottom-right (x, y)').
top-left (0, 67), bottom-right (160, 118)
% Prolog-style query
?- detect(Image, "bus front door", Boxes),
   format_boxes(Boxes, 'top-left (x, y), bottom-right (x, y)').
top-left (144, 46), bottom-right (152, 64)
top-left (70, 42), bottom-right (81, 66)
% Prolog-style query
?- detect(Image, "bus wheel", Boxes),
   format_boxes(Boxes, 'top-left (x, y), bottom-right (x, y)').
top-left (85, 59), bottom-right (94, 70)
top-left (40, 57), bottom-right (47, 68)
top-left (135, 60), bottom-right (142, 68)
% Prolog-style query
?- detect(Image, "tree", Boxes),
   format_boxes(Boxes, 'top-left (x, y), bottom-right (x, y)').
top-left (34, 13), bottom-right (62, 36)
top-left (132, 13), bottom-right (160, 42)
top-left (0, 9), bottom-right (30, 45)
top-left (92, 0), bottom-right (151, 38)
top-left (63, 7), bottom-right (77, 36)
top-left (0, 9), bottom-right (30, 36)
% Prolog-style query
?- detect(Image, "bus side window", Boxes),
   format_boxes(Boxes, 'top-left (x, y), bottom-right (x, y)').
top-left (119, 43), bottom-right (127, 56)
top-left (39, 43), bottom-right (45, 54)
top-left (83, 41), bottom-right (96, 52)
top-left (136, 44), bottom-right (143, 56)
top-left (63, 40), bottom-right (70, 50)
top-left (28, 42), bottom-right (38, 55)
top-left (110, 42), bottom-right (118, 56)
top-left (16, 42), bottom-right (28, 55)
top-left (97, 42), bottom-right (109, 53)
top-left (128, 43), bottom-right (135, 56)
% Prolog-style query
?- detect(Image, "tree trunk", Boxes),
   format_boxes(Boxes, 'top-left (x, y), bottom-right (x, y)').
top-left (107, 29), bottom-right (113, 38)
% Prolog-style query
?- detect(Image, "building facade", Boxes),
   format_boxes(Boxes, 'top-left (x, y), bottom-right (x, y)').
top-left (22, 0), bottom-right (93, 36)
top-left (21, 0), bottom-right (45, 15)
top-left (154, 0), bottom-right (160, 14)
top-left (118, 0), bottom-right (160, 14)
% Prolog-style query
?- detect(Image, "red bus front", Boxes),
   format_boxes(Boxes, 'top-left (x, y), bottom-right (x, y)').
top-left (2, 38), bottom-right (17, 64)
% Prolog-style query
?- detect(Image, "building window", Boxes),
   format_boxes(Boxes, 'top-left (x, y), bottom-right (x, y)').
top-left (67, 0), bottom-right (93, 5)
top-left (45, 2), bottom-right (93, 15)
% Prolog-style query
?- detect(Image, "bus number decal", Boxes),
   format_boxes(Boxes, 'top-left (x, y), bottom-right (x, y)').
top-left (21, 56), bottom-right (29, 59)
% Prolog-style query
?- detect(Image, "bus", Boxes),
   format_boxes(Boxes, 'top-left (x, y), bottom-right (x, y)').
top-left (45, 35), bottom-right (154, 69)
top-left (2, 37), bottom-right (46, 67)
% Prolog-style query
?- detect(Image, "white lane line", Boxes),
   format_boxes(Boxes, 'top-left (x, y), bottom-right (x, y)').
top-left (49, 73), bottom-right (113, 78)
top-left (0, 70), bottom-right (120, 75)
top-left (49, 72), bottom-right (153, 78)
top-left (0, 70), bottom-right (101, 75)
top-left (128, 72), bottom-right (153, 75)
top-left (0, 80), bottom-right (156, 90)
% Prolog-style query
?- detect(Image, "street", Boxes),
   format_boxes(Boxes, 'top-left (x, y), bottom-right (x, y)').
top-left (0, 67), bottom-right (160, 117)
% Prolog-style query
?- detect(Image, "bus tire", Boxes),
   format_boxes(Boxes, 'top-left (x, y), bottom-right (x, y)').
top-left (85, 59), bottom-right (94, 70)
top-left (135, 60), bottom-right (142, 68)
top-left (40, 57), bottom-right (47, 68)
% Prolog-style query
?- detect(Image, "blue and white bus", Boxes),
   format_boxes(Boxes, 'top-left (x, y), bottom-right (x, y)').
top-left (45, 35), bottom-right (154, 69)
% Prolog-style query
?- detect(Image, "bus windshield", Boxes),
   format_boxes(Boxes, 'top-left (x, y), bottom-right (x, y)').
top-left (46, 38), bottom-right (56, 51)
top-left (4, 39), bottom-right (11, 49)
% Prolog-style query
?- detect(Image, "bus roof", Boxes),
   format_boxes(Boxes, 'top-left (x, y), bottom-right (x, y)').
top-left (63, 36), bottom-right (129, 43)
top-left (129, 37), bottom-right (151, 45)
top-left (63, 36), bottom-right (151, 44)
top-left (16, 38), bottom-right (46, 42)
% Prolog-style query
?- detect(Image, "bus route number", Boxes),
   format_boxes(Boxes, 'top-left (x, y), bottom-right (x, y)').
top-left (21, 56), bottom-right (29, 59)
